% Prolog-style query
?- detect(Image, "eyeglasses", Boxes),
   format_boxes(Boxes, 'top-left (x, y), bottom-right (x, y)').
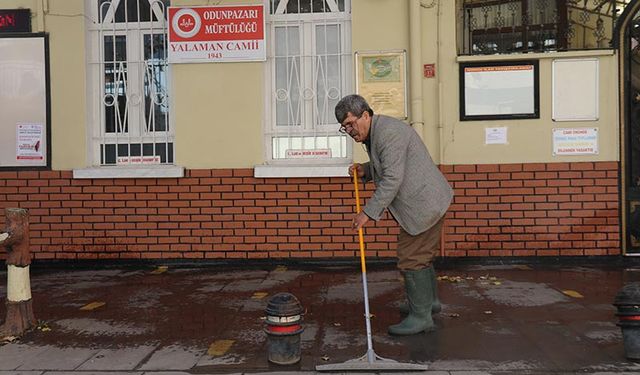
top-left (338, 114), bottom-right (363, 134)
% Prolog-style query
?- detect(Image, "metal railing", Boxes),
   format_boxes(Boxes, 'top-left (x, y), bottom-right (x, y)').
top-left (459, 0), bottom-right (633, 55)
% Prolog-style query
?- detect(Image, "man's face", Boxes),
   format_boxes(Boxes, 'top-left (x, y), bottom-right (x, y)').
top-left (340, 111), bottom-right (370, 143)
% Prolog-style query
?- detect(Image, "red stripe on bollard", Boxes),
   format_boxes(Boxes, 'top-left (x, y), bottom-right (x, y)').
top-left (267, 324), bottom-right (301, 333)
top-left (620, 316), bottom-right (640, 321)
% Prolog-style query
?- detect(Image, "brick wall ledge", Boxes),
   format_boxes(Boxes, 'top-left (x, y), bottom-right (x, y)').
top-left (73, 166), bottom-right (185, 179)
top-left (3, 255), bottom-right (636, 273)
top-left (254, 164), bottom-right (350, 178)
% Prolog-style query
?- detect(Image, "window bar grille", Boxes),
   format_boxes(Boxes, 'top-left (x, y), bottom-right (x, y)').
top-left (269, 0), bottom-right (349, 160)
top-left (161, 1), bottom-right (170, 164)
top-left (497, 4), bottom-right (504, 55)
top-left (293, 0), bottom-right (300, 156)
top-left (143, 0), bottom-right (152, 165)
top-left (156, 0), bottom-right (169, 164)
top-left (135, 0), bottom-right (144, 164)
top-left (112, 3), bottom-right (123, 165)
top-left (99, 1), bottom-right (108, 166)
top-left (466, 7), bottom-right (472, 54)
top-left (338, 16), bottom-right (345, 159)
top-left (96, 0), bottom-right (170, 165)
top-left (317, 0), bottom-right (326, 159)
top-left (322, 1), bottom-right (334, 157)
top-left (314, 0), bottom-right (321, 154)
top-left (461, 0), bottom-right (636, 55)
top-left (508, 2), bottom-right (517, 51)
top-left (536, 0), bottom-right (542, 49)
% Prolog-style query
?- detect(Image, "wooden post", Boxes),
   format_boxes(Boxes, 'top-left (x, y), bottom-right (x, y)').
top-left (0, 208), bottom-right (36, 339)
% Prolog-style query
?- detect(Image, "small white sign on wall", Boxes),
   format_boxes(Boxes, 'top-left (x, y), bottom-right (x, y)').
top-left (285, 149), bottom-right (332, 159)
top-left (16, 123), bottom-right (44, 162)
top-left (117, 156), bottom-right (161, 165)
top-left (485, 127), bottom-right (508, 144)
top-left (552, 128), bottom-right (598, 155)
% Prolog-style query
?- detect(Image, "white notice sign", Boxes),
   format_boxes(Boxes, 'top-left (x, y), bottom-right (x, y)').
top-left (552, 128), bottom-right (598, 155)
top-left (285, 149), bottom-right (332, 159)
top-left (16, 123), bottom-right (44, 161)
top-left (485, 127), bottom-right (508, 145)
top-left (117, 156), bottom-right (161, 165)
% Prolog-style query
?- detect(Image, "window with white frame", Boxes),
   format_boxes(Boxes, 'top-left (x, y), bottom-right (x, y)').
top-left (87, 0), bottom-right (172, 166)
top-left (265, 0), bottom-right (351, 163)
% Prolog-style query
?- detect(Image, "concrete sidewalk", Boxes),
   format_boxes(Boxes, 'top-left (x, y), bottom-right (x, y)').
top-left (0, 263), bottom-right (639, 374)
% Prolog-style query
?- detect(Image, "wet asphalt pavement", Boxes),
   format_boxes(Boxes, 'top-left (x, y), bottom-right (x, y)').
top-left (0, 262), bottom-right (640, 374)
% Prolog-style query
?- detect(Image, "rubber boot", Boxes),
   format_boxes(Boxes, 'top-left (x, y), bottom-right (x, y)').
top-left (399, 265), bottom-right (441, 314)
top-left (388, 268), bottom-right (434, 335)
top-left (428, 266), bottom-right (442, 314)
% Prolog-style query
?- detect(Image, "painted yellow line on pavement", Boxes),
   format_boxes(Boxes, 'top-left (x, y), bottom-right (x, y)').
top-left (275, 265), bottom-right (287, 272)
top-left (151, 266), bottom-right (168, 274)
top-left (80, 301), bottom-right (106, 311)
top-left (562, 290), bottom-right (584, 298)
top-left (208, 339), bottom-right (235, 356)
top-left (252, 292), bottom-right (268, 299)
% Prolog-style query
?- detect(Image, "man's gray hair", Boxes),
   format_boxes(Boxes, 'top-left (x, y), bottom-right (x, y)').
top-left (334, 94), bottom-right (374, 123)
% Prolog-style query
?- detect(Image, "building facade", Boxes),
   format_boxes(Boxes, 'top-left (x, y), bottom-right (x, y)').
top-left (0, 0), bottom-right (637, 261)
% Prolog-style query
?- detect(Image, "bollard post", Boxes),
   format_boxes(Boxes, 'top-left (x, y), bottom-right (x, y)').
top-left (264, 292), bottom-right (304, 365)
top-left (0, 208), bottom-right (36, 339)
top-left (614, 282), bottom-right (640, 360)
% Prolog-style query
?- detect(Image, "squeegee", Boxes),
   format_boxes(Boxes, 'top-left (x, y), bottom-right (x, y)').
top-left (315, 168), bottom-right (429, 372)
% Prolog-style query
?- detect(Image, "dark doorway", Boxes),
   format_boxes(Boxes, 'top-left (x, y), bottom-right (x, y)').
top-left (626, 10), bottom-right (640, 253)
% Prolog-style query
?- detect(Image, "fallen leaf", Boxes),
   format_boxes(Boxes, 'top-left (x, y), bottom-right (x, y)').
top-left (208, 339), bottom-right (235, 356)
top-left (514, 265), bottom-right (532, 270)
top-left (80, 302), bottom-right (106, 311)
top-left (441, 275), bottom-right (464, 283)
top-left (321, 355), bottom-right (330, 361)
top-left (447, 313), bottom-right (460, 318)
top-left (150, 266), bottom-right (168, 274)
top-left (333, 322), bottom-right (341, 327)
top-left (252, 292), bottom-right (268, 299)
top-left (493, 281), bottom-right (502, 286)
top-left (484, 310), bottom-right (493, 314)
top-left (562, 290), bottom-right (584, 298)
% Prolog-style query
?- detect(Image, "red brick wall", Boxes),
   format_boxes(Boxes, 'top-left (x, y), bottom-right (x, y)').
top-left (0, 161), bottom-right (621, 260)
top-left (442, 162), bottom-right (620, 256)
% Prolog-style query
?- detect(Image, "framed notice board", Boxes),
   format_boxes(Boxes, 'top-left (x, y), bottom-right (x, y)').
top-left (552, 58), bottom-right (599, 121)
top-left (460, 60), bottom-right (539, 121)
top-left (0, 33), bottom-right (50, 169)
top-left (355, 50), bottom-right (408, 119)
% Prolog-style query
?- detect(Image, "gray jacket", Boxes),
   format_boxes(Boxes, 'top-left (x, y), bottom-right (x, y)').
top-left (361, 115), bottom-right (453, 235)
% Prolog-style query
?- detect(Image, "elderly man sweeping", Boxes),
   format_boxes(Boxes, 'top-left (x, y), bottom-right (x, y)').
top-left (335, 94), bottom-right (453, 336)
